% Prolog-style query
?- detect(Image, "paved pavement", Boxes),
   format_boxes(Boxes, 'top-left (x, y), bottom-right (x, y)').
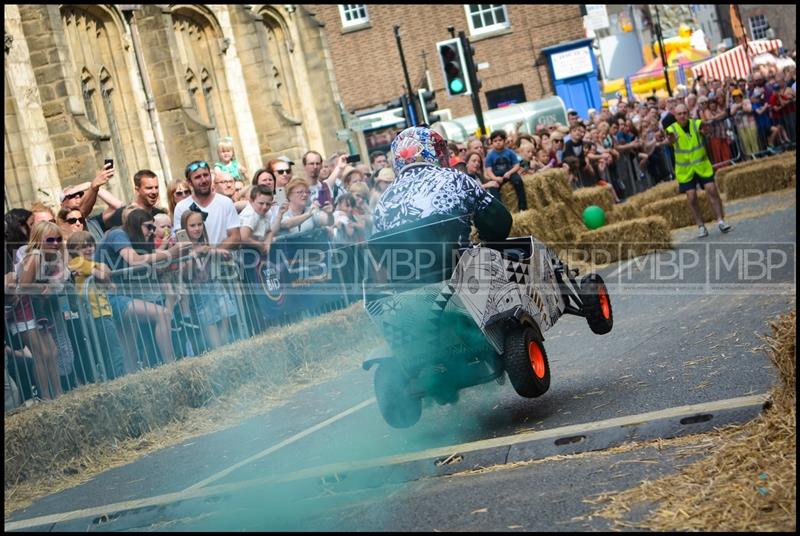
top-left (6, 193), bottom-right (795, 531)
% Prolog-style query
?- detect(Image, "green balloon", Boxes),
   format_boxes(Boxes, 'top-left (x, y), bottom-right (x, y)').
top-left (583, 205), bottom-right (606, 230)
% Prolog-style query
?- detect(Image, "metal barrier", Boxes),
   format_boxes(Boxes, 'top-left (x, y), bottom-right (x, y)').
top-left (4, 231), bottom-right (360, 409)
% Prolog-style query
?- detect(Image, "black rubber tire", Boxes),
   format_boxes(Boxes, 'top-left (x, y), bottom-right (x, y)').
top-left (580, 273), bottom-right (613, 335)
top-left (503, 326), bottom-right (551, 398)
top-left (374, 360), bottom-right (422, 429)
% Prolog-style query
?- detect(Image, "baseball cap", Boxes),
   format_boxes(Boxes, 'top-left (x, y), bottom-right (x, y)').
top-left (567, 108), bottom-right (578, 116)
top-left (731, 88), bottom-right (743, 97)
top-left (550, 131), bottom-right (564, 141)
top-left (277, 155), bottom-right (295, 165)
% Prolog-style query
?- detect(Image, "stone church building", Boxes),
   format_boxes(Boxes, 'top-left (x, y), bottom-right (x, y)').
top-left (4, 4), bottom-right (348, 211)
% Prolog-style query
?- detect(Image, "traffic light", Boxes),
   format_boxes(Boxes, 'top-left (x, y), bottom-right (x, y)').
top-left (417, 88), bottom-right (441, 124)
top-left (388, 95), bottom-right (410, 128)
top-left (437, 38), bottom-right (471, 96)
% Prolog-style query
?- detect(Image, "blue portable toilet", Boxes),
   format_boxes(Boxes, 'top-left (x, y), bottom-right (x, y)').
top-left (541, 38), bottom-right (602, 119)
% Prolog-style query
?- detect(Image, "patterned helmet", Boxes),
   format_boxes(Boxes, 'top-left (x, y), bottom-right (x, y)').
top-left (390, 126), bottom-right (449, 175)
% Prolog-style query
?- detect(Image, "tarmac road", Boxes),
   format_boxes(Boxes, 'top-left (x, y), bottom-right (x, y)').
top-left (5, 192), bottom-right (795, 532)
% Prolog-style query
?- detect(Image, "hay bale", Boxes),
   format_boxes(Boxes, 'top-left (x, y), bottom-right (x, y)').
top-left (573, 186), bottom-right (615, 215)
top-left (510, 201), bottom-right (582, 248)
top-left (716, 151), bottom-right (796, 191)
top-left (627, 181), bottom-right (679, 210)
top-left (500, 168), bottom-right (580, 218)
top-left (717, 151), bottom-right (796, 197)
top-left (574, 216), bottom-right (672, 265)
top-left (4, 303), bottom-right (380, 490)
top-left (720, 164), bottom-right (793, 201)
top-left (641, 192), bottom-right (716, 229)
top-left (606, 202), bottom-right (643, 224)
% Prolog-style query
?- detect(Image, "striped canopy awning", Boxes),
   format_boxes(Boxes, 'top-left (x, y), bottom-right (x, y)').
top-left (691, 39), bottom-right (783, 80)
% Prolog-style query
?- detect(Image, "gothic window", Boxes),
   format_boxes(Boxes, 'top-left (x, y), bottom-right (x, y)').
top-left (81, 68), bottom-right (99, 127)
top-left (171, 10), bottom-right (235, 138)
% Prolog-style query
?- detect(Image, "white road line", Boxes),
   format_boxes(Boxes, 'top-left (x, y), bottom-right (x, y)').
top-left (5, 393), bottom-right (768, 532)
top-left (606, 254), bottom-right (651, 280)
top-left (181, 397), bottom-right (376, 492)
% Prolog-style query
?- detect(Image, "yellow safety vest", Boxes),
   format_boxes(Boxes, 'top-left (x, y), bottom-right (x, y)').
top-left (666, 119), bottom-right (714, 183)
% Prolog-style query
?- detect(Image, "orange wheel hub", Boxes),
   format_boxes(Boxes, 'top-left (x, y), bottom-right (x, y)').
top-left (598, 287), bottom-right (611, 320)
top-left (528, 341), bottom-right (546, 379)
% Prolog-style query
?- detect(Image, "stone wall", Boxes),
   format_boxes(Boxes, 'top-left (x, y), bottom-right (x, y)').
top-left (3, 4), bottom-right (347, 212)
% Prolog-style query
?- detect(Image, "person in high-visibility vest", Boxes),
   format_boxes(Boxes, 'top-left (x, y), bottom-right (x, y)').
top-left (665, 104), bottom-right (732, 238)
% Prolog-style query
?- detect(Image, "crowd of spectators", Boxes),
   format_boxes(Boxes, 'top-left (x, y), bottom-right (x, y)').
top-left (4, 60), bottom-right (796, 409)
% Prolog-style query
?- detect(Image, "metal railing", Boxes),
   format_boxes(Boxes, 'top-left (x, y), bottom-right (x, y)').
top-left (5, 230), bottom-right (360, 409)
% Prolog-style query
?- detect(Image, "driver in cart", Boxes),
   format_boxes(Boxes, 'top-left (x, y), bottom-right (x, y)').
top-left (373, 125), bottom-right (512, 244)
top-left (365, 127), bottom-right (613, 428)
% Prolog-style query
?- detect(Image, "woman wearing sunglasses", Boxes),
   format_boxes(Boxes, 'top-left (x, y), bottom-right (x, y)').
top-left (57, 207), bottom-right (85, 239)
top-left (95, 208), bottom-right (190, 369)
top-left (167, 180), bottom-right (192, 223)
top-left (15, 221), bottom-right (72, 400)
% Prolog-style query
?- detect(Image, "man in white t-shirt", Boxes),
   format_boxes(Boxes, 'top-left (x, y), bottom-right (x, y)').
top-left (238, 185), bottom-right (281, 255)
top-left (173, 160), bottom-right (241, 250)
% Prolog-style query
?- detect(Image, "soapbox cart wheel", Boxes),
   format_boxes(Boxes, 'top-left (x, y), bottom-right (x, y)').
top-left (580, 273), bottom-right (613, 335)
top-left (503, 326), bottom-right (551, 398)
top-left (374, 360), bottom-right (422, 429)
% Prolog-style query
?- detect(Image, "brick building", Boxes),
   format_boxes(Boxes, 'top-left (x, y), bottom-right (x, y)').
top-left (736, 5), bottom-right (796, 52)
top-left (308, 5), bottom-right (585, 122)
top-left (4, 5), bottom-right (348, 211)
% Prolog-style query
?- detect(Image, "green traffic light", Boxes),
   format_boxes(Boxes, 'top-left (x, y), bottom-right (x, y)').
top-left (449, 78), bottom-right (465, 94)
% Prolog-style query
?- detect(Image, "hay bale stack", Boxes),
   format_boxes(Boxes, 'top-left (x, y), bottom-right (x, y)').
top-left (718, 161), bottom-right (795, 201)
top-left (715, 155), bottom-right (769, 186)
top-left (500, 168), bottom-right (581, 219)
top-left (573, 186), bottom-right (615, 215)
top-left (542, 202), bottom-right (582, 245)
top-left (510, 202), bottom-right (582, 247)
top-left (641, 191), bottom-right (716, 229)
top-left (717, 151), bottom-right (796, 197)
top-left (574, 216), bottom-right (672, 265)
top-left (627, 181), bottom-right (679, 210)
top-left (606, 202), bottom-right (643, 224)
top-left (4, 303), bottom-right (379, 489)
top-left (778, 153), bottom-right (797, 188)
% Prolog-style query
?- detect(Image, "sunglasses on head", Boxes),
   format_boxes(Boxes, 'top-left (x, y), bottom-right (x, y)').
top-left (185, 161), bottom-right (209, 176)
top-left (66, 217), bottom-right (85, 225)
top-left (45, 236), bottom-right (64, 244)
top-left (65, 191), bottom-right (85, 200)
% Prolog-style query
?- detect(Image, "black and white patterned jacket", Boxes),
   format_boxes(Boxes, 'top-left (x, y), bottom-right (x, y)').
top-left (373, 163), bottom-right (494, 235)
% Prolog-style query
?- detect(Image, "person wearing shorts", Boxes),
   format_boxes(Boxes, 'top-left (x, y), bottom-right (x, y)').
top-left (666, 104), bottom-right (732, 238)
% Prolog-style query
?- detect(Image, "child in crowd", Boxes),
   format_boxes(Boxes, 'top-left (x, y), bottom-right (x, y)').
top-left (214, 136), bottom-right (248, 182)
top-left (347, 182), bottom-right (373, 239)
top-left (485, 130), bottom-right (528, 211)
top-left (531, 148), bottom-right (558, 173)
top-left (332, 193), bottom-right (365, 244)
top-left (66, 231), bottom-right (127, 380)
top-left (515, 140), bottom-right (535, 174)
top-left (180, 209), bottom-right (237, 351)
top-left (239, 185), bottom-right (280, 255)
